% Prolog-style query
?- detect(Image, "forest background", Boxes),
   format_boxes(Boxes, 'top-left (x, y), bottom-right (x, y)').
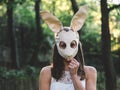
top-left (0, 0), bottom-right (120, 90)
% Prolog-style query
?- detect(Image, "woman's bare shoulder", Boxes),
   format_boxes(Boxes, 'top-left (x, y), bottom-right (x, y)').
top-left (40, 66), bottom-right (52, 78)
top-left (39, 66), bottom-right (52, 90)
top-left (84, 66), bottom-right (97, 79)
top-left (40, 65), bottom-right (52, 73)
top-left (84, 66), bottom-right (97, 73)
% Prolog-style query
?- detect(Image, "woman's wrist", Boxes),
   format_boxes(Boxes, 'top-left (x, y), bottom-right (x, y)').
top-left (71, 74), bottom-right (80, 80)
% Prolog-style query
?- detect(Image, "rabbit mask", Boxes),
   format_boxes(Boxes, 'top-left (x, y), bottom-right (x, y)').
top-left (41, 6), bottom-right (87, 60)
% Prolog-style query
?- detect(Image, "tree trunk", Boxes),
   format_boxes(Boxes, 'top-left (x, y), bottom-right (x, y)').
top-left (100, 0), bottom-right (116, 90)
top-left (70, 0), bottom-right (78, 14)
top-left (29, 0), bottom-right (43, 66)
top-left (7, 0), bottom-right (20, 69)
top-left (20, 24), bottom-right (25, 66)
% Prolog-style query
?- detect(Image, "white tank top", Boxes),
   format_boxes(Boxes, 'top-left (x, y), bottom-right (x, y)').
top-left (50, 71), bottom-right (86, 90)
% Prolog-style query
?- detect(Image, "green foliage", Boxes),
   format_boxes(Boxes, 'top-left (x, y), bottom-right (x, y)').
top-left (117, 77), bottom-right (120, 90)
top-left (14, 0), bottom-right (35, 29)
top-left (81, 23), bottom-right (101, 54)
top-left (97, 72), bottom-right (105, 90)
top-left (0, 0), bottom-right (7, 3)
top-left (24, 66), bottom-right (40, 78)
top-left (0, 66), bottom-right (40, 79)
top-left (58, 13), bottom-right (73, 26)
top-left (97, 72), bottom-right (120, 90)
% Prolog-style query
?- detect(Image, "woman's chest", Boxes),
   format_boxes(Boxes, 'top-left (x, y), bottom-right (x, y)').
top-left (50, 71), bottom-right (85, 90)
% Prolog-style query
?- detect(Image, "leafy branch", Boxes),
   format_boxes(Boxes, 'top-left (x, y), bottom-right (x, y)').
top-left (108, 4), bottom-right (120, 13)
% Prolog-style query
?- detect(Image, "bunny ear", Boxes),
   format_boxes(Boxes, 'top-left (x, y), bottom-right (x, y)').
top-left (70, 5), bottom-right (88, 31)
top-left (40, 11), bottom-right (63, 33)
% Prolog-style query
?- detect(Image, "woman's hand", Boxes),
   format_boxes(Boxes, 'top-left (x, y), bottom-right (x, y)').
top-left (68, 58), bottom-right (80, 76)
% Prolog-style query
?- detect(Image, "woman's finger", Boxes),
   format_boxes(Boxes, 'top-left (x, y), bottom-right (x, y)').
top-left (70, 59), bottom-right (80, 67)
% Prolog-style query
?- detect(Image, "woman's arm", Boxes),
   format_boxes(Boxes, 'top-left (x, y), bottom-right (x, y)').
top-left (39, 66), bottom-right (51, 90)
top-left (68, 59), bottom-right (97, 90)
top-left (68, 59), bottom-right (85, 90)
top-left (85, 66), bottom-right (97, 90)
top-left (71, 75), bottom-right (85, 90)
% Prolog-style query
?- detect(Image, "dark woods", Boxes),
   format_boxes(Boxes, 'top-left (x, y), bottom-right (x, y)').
top-left (0, 0), bottom-right (120, 90)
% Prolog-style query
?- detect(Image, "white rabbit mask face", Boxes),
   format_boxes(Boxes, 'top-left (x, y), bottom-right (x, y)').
top-left (55, 27), bottom-right (79, 60)
top-left (41, 6), bottom-right (87, 60)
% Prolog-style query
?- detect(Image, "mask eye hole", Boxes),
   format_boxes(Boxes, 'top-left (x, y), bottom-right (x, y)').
top-left (70, 40), bottom-right (77, 48)
top-left (59, 41), bottom-right (66, 49)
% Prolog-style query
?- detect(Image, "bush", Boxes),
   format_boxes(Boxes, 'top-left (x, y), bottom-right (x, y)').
top-left (0, 66), bottom-right (40, 79)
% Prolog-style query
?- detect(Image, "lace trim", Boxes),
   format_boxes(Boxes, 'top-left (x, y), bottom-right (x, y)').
top-left (52, 71), bottom-right (73, 84)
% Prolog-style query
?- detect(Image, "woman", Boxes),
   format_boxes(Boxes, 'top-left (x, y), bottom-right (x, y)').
top-left (39, 5), bottom-right (97, 90)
